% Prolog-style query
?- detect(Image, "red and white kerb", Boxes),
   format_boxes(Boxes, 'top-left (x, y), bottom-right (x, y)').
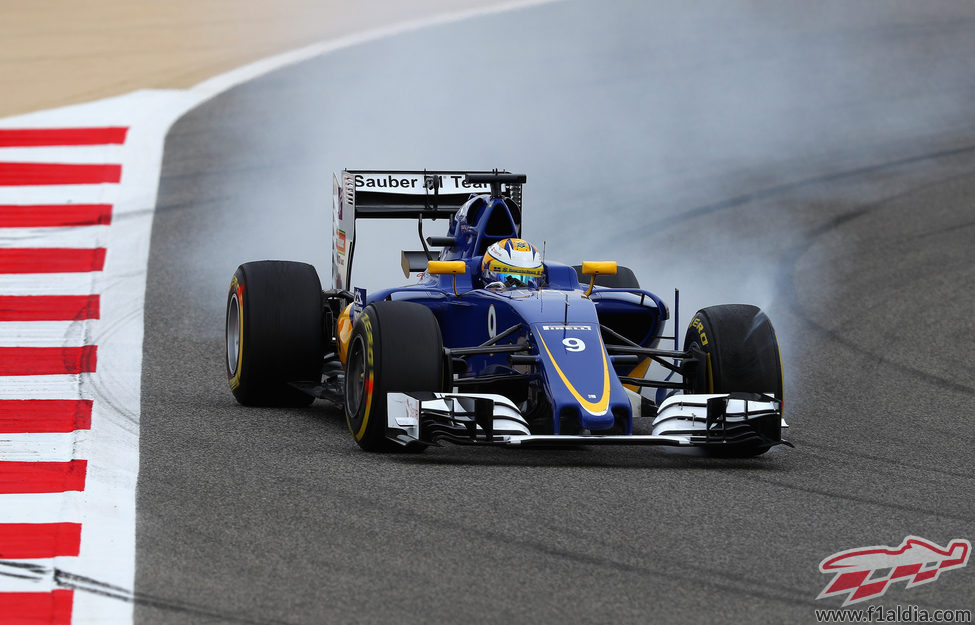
top-left (0, 126), bottom-right (125, 625)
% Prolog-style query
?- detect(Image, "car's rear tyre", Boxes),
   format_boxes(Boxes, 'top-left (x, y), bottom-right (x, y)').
top-left (345, 301), bottom-right (445, 452)
top-left (572, 264), bottom-right (640, 288)
top-left (684, 304), bottom-right (784, 456)
top-left (226, 261), bottom-right (324, 407)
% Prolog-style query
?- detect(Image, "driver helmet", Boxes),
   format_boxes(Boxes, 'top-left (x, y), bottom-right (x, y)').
top-left (481, 238), bottom-right (544, 288)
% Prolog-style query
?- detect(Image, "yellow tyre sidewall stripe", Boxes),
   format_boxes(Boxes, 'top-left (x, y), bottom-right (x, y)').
top-left (350, 312), bottom-right (376, 441)
top-left (228, 276), bottom-right (244, 391)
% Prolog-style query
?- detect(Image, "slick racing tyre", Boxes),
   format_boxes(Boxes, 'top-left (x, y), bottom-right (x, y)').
top-left (345, 301), bottom-right (445, 452)
top-left (226, 261), bottom-right (325, 406)
top-left (573, 264), bottom-right (640, 288)
top-left (684, 304), bottom-right (784, 456)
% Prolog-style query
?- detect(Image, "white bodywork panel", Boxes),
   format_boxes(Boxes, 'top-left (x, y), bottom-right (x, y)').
top-left (387, 391), bottom-right (785, 448)
top-left (387, 392), bottom-right (531, 441)
top-left (652, 393), bottom-right (787, 437)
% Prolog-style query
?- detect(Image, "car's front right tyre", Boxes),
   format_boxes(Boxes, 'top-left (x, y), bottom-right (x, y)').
top-left (684, 304), bottom-right (784, 456)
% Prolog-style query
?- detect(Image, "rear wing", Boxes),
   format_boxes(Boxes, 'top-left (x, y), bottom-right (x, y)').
top-left (331, 169), bottom-right (524, 290)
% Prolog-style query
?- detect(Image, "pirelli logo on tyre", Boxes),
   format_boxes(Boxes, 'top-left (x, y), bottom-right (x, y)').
top-left (228, 276), bottom-right (244, 390)
top-left (364, 315), bottom-right (374, 369)
top-left (356, 312), bottom-right (376, 441)
top-left (690, 317), bottom-right (708, 346)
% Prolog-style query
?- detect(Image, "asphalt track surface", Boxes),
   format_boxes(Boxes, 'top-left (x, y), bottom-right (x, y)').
top-left (136, 2), bottom-right (975, 623)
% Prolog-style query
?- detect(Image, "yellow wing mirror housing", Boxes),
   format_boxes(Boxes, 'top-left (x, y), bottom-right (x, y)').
top-left (581, 261), bottom-right (617, 297)
top-left (427, 260), bottom-right (467, 296)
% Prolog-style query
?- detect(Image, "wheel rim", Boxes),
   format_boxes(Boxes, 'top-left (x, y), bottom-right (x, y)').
top-left (345, 335), bottom-right (366, 420)
top-left (226, 293), bottom-right (241, 375)
top-left (345, 336), bottom-right (366, 420)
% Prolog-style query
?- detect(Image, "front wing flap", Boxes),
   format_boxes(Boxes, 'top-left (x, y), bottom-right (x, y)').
top-left (386, 392), bottom-right (790, 450)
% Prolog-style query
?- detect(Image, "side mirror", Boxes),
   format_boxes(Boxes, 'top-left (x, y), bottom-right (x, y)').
top-left (426, 261), bottom-right (467, 275)
top-left (581, 261), bottom-right (617, 297)
top-left (427, 261), bottom-right (467, 296)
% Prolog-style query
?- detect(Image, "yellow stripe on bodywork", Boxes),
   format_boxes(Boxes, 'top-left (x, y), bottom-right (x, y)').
top-left (623, 357), bottom-right (651, 393)
top-left (337, 303), bottom-right (353, 365)
top-left (537, 332), bottom-right (610, 416)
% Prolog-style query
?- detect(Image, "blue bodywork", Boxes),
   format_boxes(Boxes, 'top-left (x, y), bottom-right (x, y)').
top-left (354, 193), bottom-right (670, 435)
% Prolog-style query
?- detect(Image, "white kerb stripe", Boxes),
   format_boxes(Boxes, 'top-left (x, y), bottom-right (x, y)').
top-left (0, 374), bottom-right (91, 399)
top-left (0, 431), bottom-right (91, 462)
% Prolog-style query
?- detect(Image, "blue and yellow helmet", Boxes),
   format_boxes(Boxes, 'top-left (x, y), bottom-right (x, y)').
top-left (481, 238), bottom-right (544, 288)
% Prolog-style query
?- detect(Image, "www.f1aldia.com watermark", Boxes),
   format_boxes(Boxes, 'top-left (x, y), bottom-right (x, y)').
top-left (816, 536), bottom-right (970, 606)
top-left (814, 604), bottom-right (972, 623)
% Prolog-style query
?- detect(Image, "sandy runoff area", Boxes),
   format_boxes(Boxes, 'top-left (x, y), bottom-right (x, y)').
top-left (1, 0), bottom-right (510, 118)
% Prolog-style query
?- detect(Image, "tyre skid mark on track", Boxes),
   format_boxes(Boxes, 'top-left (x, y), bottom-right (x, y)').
top-left (768, 165), bottom-right (975, 397)
top-left (798, 440), bottom-right (975, 483)
top-left (303, 480), bottom-right (823, 610)
top-left (785, 240), bottom-right (974, 394)
top-left (634, 142), bottom-right (975, 236)
top-left (629, 139), bottom-right (975, 395)
top-left (738, 473), bottom-right (975, 524)
top-left (0, 563), bottom-right (300, 625)
top-left (903, 217), bottom-right (975, 242)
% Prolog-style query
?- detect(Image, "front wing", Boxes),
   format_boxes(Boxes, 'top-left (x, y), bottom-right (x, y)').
top-left (386, 392), bottom-right (790, 451)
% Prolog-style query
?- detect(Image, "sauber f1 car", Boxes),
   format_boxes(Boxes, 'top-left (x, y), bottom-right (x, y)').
top-left (225, 170), bottom-right (790, 456)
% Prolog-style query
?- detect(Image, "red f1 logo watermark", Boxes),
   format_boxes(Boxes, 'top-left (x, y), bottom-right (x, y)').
top-left (817, 536), bottom-right (970, 606)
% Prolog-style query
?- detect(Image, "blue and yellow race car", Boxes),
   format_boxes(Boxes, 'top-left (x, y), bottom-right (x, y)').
top-left (225, 170), bottom-right (789, 456)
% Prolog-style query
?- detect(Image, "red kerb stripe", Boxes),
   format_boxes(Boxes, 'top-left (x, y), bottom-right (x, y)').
top-left (0, 523), bottom-right (82, 558)
top-left (0, 204), bottom-right (112, 227)
top-left (0, 346), bottom-right (97, 376)
top-left (0, 163), bottom-right (121, 186)
top-left (0, 127), bottom-right (127, 147)
top-left (0, 295), bottom-right (99, 321)
top-left (0, 460), bottom-right (87, 494)
top-left (0, 248), bottom-right (106, 273)
top-left (0, 400), bottom-right (93, 433)
top-left (0, 590), bottom-right (74, 624)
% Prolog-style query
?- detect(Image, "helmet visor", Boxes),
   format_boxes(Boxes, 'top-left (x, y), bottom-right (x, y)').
top-left (496, 272), bottom-right (541, 288)
top-left (483, 258), bottom-right (544, 289)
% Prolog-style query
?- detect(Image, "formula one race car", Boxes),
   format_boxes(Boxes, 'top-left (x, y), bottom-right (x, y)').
top-left (225, 170), bottom-right (789, 456)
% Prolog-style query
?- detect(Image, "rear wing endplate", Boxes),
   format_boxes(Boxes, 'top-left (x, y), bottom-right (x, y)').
top-left (332, 169), bottom-right (523, 290)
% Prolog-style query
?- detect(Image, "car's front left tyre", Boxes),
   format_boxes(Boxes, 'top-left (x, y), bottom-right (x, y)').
top-left (345, 301), bottom-right (445, 452)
